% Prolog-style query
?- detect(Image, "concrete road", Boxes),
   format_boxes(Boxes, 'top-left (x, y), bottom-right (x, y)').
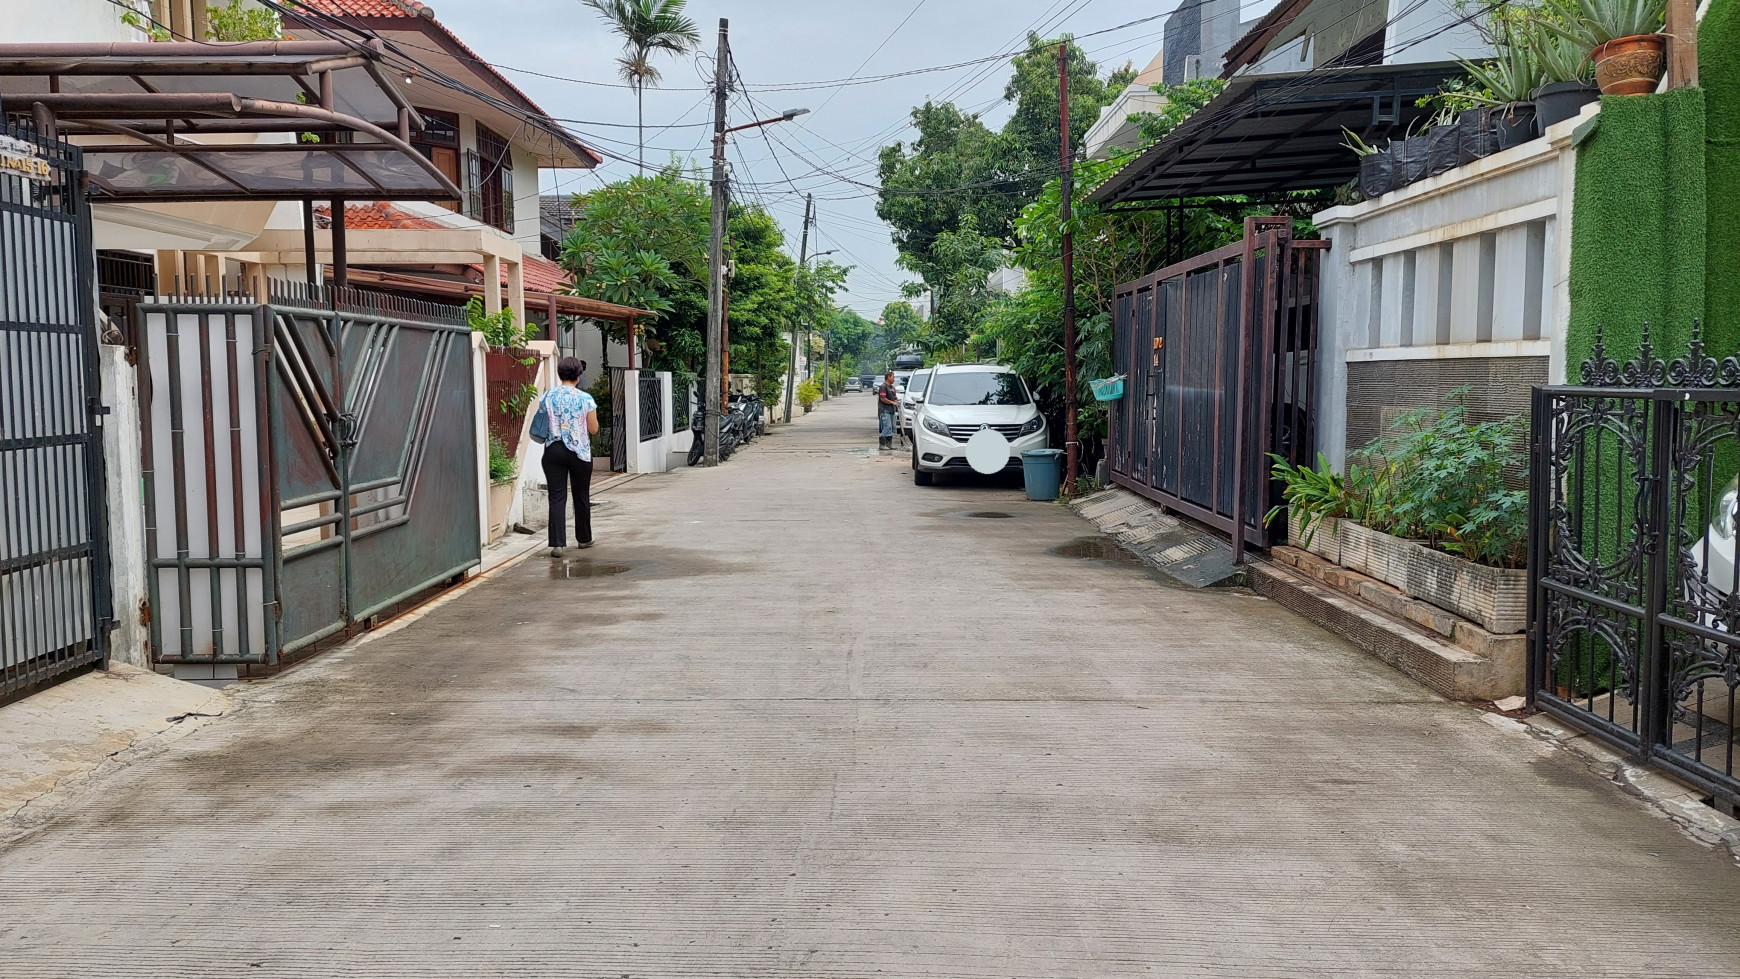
top-left (4, 395), bottom-right (1740, 977)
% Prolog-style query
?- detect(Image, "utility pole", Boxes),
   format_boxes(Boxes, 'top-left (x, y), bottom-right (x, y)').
top-left (820, 329), bottom-right (830, 401)
top-left (704, 18), bottom-right (730, 466)
top-left (1058, 43), bottom-right (1080, 494)
top-left (784, 193), bottom-right (812, 424)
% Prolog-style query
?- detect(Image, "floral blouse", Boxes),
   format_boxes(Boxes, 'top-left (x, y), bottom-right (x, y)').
top-left (543, 385), bottom-right (597, 462)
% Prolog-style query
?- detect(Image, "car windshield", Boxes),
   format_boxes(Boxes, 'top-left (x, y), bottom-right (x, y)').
top-left (908, 371), bottom-right (931, 396)
top-left (928, 370), bottom-right (1030, 406)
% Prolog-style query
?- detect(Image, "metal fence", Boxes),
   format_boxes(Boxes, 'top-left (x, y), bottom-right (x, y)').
top-left (1109, 217), bottom-right (1325, 558)
top-left (671, 371), bottom-right (695, 432)
top-left (607, 366), bottom-right (627, 472)
top-left (137, 279), bottom-right (480, 666)
top-left (1529, 324), bottom-right (1740, 812)
top-left (638, 372), bottom-right (663, 443)
top-left (0, 124), bottom-right (111, 698)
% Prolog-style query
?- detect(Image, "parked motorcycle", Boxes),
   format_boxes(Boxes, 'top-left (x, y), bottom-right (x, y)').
top-left (687, 403), bottom-right (747, 465)
top-left (731, 392), bottom-right (767, 438)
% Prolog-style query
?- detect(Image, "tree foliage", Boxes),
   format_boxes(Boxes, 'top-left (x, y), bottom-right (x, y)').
top-left (1127, 77), bottom-right (1227, 146)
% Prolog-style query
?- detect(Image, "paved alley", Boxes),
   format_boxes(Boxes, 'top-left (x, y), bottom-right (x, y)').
top-left (4, 395), bottom-right (1740, 978)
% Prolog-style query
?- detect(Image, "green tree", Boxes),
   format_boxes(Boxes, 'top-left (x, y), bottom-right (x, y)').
top-left (879, 301), bottom-right (926, 350)
top-left (558, 164), bottom-right (710, 371)
top-left (724, 204), bottom-right (799, 403)
top-left (581, 0), bottom-right (701, 171)
top-left (1127, 77), bottom-right (1227, 146)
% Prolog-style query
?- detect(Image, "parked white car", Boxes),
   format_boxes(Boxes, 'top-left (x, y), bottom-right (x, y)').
top-left (899, 367), bottom-right (931, 436)
top-left (909, 364), bottom-right (1047, 485)
top-left (844, 377), bottom-right (863, 393)
top-left (1694, 476), bottom-right (1739, 596)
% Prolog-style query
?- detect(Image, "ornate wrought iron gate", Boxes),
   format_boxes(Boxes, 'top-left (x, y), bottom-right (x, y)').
top-left (1529, 326), bottom-right (1740, 811)
top-left (1109, 217), bottom-right (1325, 555)
top-left (138, 281), bottom-right (480, 667)
top-left (0, 125), bottom-right (112, 698)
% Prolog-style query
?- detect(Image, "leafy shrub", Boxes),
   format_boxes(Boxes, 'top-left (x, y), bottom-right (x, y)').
top-left (465, 297), bottom-right (536, 351)
top-left (1269, 389), bottom-right (1527, 568)
top-left (796, 380), bottom-right (821, 410)
top-left (487, 434), bottom-right (516, 484)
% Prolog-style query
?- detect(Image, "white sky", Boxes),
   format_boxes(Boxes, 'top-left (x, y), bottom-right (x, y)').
top-left (432, 0), bottom-right (1190, 318)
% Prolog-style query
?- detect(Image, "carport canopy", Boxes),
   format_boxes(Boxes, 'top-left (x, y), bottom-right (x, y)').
top-left (0, 40), bottom-right (460, 204)
top-left (1088, 62), bottom-right (1467, 208)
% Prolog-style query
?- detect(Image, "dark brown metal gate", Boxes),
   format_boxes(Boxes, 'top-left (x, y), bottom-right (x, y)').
top-left (0, 124), bottom-right (112, 698)
top-left (1109, 217), bottom-right (1325, 557)
top-left (137, 280), bottom-right (480, 666)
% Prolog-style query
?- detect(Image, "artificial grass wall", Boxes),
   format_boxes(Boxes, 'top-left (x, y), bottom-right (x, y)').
top-left (1705, 0), bottom-right (1740, 342)
top-left (1566, 88), bottom-right (1709, 374)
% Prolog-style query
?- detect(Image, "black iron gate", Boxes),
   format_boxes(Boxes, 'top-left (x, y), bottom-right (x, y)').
top-left (1529, 325), bottom-right (1740, 811)
top-left (608, 366), bottom-right (627, 472)
top-left (138, 280), bottom-right (480, 666)
top-left (1109, 217), bottom-right (1325, 557)
top-left (0, 124), bottom-right (112, 698)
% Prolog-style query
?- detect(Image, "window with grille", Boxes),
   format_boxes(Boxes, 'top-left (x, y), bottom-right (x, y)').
top-left (470, 123), bottom-right (514, 234)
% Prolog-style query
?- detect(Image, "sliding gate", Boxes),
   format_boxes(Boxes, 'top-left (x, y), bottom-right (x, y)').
top-left (1109, 217), bottom-right (1326, 555)
top-left (0, 125), bottom-right (112, 697)
top-left (138, 281), bottom-right (480, 667)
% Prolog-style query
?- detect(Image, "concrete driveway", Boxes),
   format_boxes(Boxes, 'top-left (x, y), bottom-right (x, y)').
top-left (4, 394), bottom-right (1739, 977)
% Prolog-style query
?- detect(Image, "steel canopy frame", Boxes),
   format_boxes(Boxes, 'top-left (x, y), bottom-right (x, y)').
top-left (0, 40), bottom-right (460, 204)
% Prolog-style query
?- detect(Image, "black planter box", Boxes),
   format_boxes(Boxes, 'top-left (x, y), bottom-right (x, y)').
top-left (1533, 81), bottom-right (1598, 131)
top-left (1495, 102), bottom-right (1539, 149)
top-left (1425, 124), bottom-right (1461, 176)
top-left (1392, 137), bottom-right (1430, 187)
top-left (1359, 149), bottom-right (1396, 198)
top-left (1458, 108), bottom-right (1500, 165)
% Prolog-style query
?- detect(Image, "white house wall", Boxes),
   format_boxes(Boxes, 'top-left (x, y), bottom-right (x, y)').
top-left (1312, 109), bottom-right (1586, 470)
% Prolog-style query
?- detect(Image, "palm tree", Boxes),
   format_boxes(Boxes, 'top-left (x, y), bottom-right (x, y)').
top-left (582, 0), bottom-right (702, 172)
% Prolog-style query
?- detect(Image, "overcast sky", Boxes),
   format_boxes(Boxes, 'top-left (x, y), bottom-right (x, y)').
top-left (433, 0), bottom-right (1190, 319)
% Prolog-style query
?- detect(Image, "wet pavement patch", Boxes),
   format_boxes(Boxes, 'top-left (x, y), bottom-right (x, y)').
top-left (1051, 535), bottom-right (1144, 563)
top-left (550, 560), bottom-right (632, 579)
top-left (963, 511), bottom-right (1015, 519)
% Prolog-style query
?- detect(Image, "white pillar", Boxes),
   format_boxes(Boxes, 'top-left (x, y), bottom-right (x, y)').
top-left (482, 254), bottom-right (501, 315)
top-left (471, 333), bottom-right (490, 559)
top-left (100, 344), bottom-right (150, 667)
top-left (506, 258), bottom-right (526, 329)
top-left (622, 369), bottom-right (642, 473)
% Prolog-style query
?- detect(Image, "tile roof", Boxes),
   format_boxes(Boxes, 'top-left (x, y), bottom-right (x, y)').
top-left (314, 202), bottom-right (449, 231)
top-left (293, 0), bottom-right (431, 18)
top-left (470, 254), bottom-right (572, 294)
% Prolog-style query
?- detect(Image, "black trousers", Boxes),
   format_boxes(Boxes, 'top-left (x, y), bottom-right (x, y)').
top-left (541, 440), bottom-right (593, 547)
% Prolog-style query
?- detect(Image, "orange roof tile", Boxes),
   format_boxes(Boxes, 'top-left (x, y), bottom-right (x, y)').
top-left (293, 0), bottom-right (430, 18)
top-left (314, 202), bottom-right (449, 231)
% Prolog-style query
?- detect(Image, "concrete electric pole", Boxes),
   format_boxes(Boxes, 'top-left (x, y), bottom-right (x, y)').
top-left (784, 193), bottom-right (813, 425)
top-left (704, 18), bottom-right (731, 466)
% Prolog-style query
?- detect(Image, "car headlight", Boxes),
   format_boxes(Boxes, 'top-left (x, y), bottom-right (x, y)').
top-left (1018, 415), bottom-right (1044, 436)
top-left (922, 415), bottom-right (953, 439)
top-left (1716, 482), bottom-right (1739, 540)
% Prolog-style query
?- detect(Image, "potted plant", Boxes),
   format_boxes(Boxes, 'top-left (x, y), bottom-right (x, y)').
top-left (1421, 108), bottom-right (1463, 177)
top-left (797, 379), bottom-right (821, 414)
top-left (1391, 126), bottom-right (1431, 188)
top-left (1345, 128), bottom-right (1393, 198)
top-left (1524, 18), bottom-right (1598, 128)
top-left (468, 297), bottom-right (540, 457)
top-left (1542, 0), bottom-right (1667, 95)
top-left (1465, 32), bottom-right (1544, 149)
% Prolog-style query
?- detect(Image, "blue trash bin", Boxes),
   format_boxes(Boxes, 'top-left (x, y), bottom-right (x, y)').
top-left (1021, 448), bottom-right (1065, 501)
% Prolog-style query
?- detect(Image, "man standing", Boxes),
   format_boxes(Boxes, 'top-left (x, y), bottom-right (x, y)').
top-left (876, 370), bottom-right (899, 450)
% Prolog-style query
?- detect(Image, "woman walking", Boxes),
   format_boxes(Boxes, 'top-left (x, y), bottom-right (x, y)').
top-left (540, 357), bottom-right (599, 555)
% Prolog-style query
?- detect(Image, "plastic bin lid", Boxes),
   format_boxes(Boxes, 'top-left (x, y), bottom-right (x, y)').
top-left (1021, 448), bottom-right (1065, 459)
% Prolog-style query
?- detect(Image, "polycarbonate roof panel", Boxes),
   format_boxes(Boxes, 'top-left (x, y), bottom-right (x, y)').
top-left (81, 145), bottom-right (452, 201)
top-left (1, 67), bottom-right (399, 125)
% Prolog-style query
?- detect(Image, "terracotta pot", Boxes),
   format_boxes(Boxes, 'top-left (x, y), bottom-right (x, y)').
top-left (1592, 34), bottom-right (1665, 96)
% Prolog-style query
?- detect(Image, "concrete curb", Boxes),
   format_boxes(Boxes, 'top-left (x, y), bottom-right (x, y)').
top-left (1503, 712), bottom-right (1740, 864)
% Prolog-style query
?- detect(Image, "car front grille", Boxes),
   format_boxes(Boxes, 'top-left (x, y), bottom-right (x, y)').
top-left (946, 423), bottom-right (1026, 440)
top-left (943, 456), bottom-right (1022, 470)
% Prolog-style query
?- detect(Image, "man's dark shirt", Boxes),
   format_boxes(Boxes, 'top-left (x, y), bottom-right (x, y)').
top-left (878, 382), bottom-right (899, 415)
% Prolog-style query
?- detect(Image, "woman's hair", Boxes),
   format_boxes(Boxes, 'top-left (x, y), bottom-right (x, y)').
top-left (557, 357), bottom-right (583, 382)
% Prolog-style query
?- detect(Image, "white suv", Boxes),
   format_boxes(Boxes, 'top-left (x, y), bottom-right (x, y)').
top-left (909, 364), bottom-right (1047, 485)
top-left (899, 367), bottom-right (931, 436)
